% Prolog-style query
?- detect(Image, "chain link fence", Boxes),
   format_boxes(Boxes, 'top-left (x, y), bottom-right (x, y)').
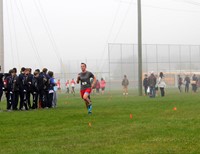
top-left (53, 44), bottom-right (200, 92)
top-left (108, 43), bottom-right (200, 90)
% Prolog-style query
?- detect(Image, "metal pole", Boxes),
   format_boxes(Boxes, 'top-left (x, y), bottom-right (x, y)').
top-left (189, 45), bottom-right (191, 75)
top-left (168, 45), bottom-right (170, 73)
top-left (138, 0), bottom-right (143, 96)
top-left (179, 45), bottom-right (181, 73)
top-left (120, 44), bottom-right (123, 79)
top-left (108, 44), bottom-right (111, 91)
top-left (0, 0), bottom-right (4, 73)
top-left (156, 44), bottom-right (158, 73)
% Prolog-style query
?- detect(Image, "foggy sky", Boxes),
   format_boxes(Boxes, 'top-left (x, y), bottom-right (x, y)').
top-left (3, 0), bottom-right (200, 72)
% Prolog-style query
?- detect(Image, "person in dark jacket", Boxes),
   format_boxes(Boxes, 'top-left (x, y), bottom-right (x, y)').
top-left (0, 66), bottom-right (3, 102)
top-left (38, 68), bottom-right (50, 108)
top-left (32, 71), bottom-right (39, 109)
top-left (0, 73), bottom-right (4, 102)
top-left (178, 75), bottom-right (183, 93)
top-left (5, 69), bottom-right (14, 111)
top-left (184, 75), bottom-right (190, 93)
top-left (12, 68), bottom-right (19, 110)
top-left (18, 67), bottom-right (28, 110)
top-left (148, 71), bottom-right (157, 98)
top-left (143, 74), bottom-right (149, 96)
top-left (47, 71), bottom-right (55, 108)
top-left (26, 68), bottom-right (34, 109)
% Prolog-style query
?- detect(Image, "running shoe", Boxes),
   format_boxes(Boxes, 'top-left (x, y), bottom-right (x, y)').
top-left (88, 104), bottom-right (92, 114)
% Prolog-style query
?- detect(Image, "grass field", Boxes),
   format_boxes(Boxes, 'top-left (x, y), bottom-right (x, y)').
top-left (0, 89), bottom-right (200, 154)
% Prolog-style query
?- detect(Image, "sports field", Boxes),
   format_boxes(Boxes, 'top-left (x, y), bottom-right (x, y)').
top-left (0, 90), bottom-right (199, 154)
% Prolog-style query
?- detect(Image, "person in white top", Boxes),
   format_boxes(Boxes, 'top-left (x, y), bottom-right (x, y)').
top-left (158, 72), bottom-right (166, 97)
top-left (70, 78), bottom-right (76, 95)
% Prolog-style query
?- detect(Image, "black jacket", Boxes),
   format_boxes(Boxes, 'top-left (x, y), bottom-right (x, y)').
top-left (143, 78), bottom-right (149, 87)
top-left (18, 73), bottom-right (28, 91)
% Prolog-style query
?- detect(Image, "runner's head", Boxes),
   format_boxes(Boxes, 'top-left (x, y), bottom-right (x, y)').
top-left (81, 63), bottom-right (87, 72)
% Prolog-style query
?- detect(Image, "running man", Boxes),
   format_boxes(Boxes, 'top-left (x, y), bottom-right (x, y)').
top-left (77, 63), bottom-right (96, 114)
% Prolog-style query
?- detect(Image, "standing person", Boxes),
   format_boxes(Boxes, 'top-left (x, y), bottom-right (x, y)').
top-left (18, 67), bottom-right (28, 110)
top-left (57, 79), bottom-right (61, 93)
top-left (191, 74), bottom-right (198, 93)
top-left (143, 74), bottom-right (149, 96)
top-left (47, 71), bottom-right (56, 108)
top-left (184, 75), bottom-right (190, 93)
top-left (12, 68), bottom-right (19, 110)
top-left (148, 71), bottom-right (157, 98)
top-left (0, 73), bottom-right (4, 102)
top-left (52, 78), bottom-right (58, 108)
top-left (100, 78), bottom-right (106, 95)
top-left (77, 63), bottom-right (96, 114)
top-left (122, 75), bottom-right (129, 96)
top-left (4, 70), bottom-right (14, 111)
top-left (95, 79), bottom-right (100, 94)
top-left (155, 74), bottom-right (159, 96)
top-left (0, 66), bottom-right (3, 103)
top-left (35, 69), bottom-right (42, 108)
top-left (31, 71), bottom-right (39, 109)
top-left (158, 72), bottom-right (166, 97)
top-left (178, 75), bottom-right (183, 93)
top-left (38, 68), bottom-right (50, 108)
top-left (27, 68), bottom-right (34, 109)
top-left (70, 78), bottom-right (76, 95)
top-left (65, 80), bottom-right (70, 94)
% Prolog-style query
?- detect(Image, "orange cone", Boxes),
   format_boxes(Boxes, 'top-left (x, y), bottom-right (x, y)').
top-left (173, 107), bottom-right (177, 111)
top-left (130, 114), bottom-right (133, 119)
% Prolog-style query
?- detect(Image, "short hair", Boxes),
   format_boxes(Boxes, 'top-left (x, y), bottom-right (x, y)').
top-left (25, 68), bottom-right (30, 72)
top-left (21, 67), bottom-right (25, 72)
top-left (9, 69), bottom-right (14, 74)
top-left (34, 71), bottom-right (39, 76)
top-left (42, 68), bottom-right (48, 73)
top-left (48, 71), bottom-right (54, 77)
top-left (13, 68), bottom-right (17, 73)
top-left (160, 72), bottom-right (164, 78)
top-left (35, 69), bottom-right (40, 73)
top-left (81, 63), bottom-right (87, 67)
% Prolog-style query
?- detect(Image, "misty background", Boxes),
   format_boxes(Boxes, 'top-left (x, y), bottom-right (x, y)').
top-left (3, 0), bottom-right (200, 74)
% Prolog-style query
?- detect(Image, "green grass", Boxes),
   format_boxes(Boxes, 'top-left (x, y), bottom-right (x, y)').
top-left (0, 90), bottom-right (200, 154)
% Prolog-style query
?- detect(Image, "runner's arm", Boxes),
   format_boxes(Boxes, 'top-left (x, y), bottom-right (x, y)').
top-left (77, 75), bottom-right (80, 84)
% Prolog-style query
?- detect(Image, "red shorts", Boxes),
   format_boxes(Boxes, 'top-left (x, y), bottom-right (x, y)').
top-left (80, 88), bottom-right (92, 98)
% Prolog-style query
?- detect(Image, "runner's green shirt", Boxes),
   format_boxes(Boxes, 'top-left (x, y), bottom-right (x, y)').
top-left (78, 71), bottom-right (94, 90)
